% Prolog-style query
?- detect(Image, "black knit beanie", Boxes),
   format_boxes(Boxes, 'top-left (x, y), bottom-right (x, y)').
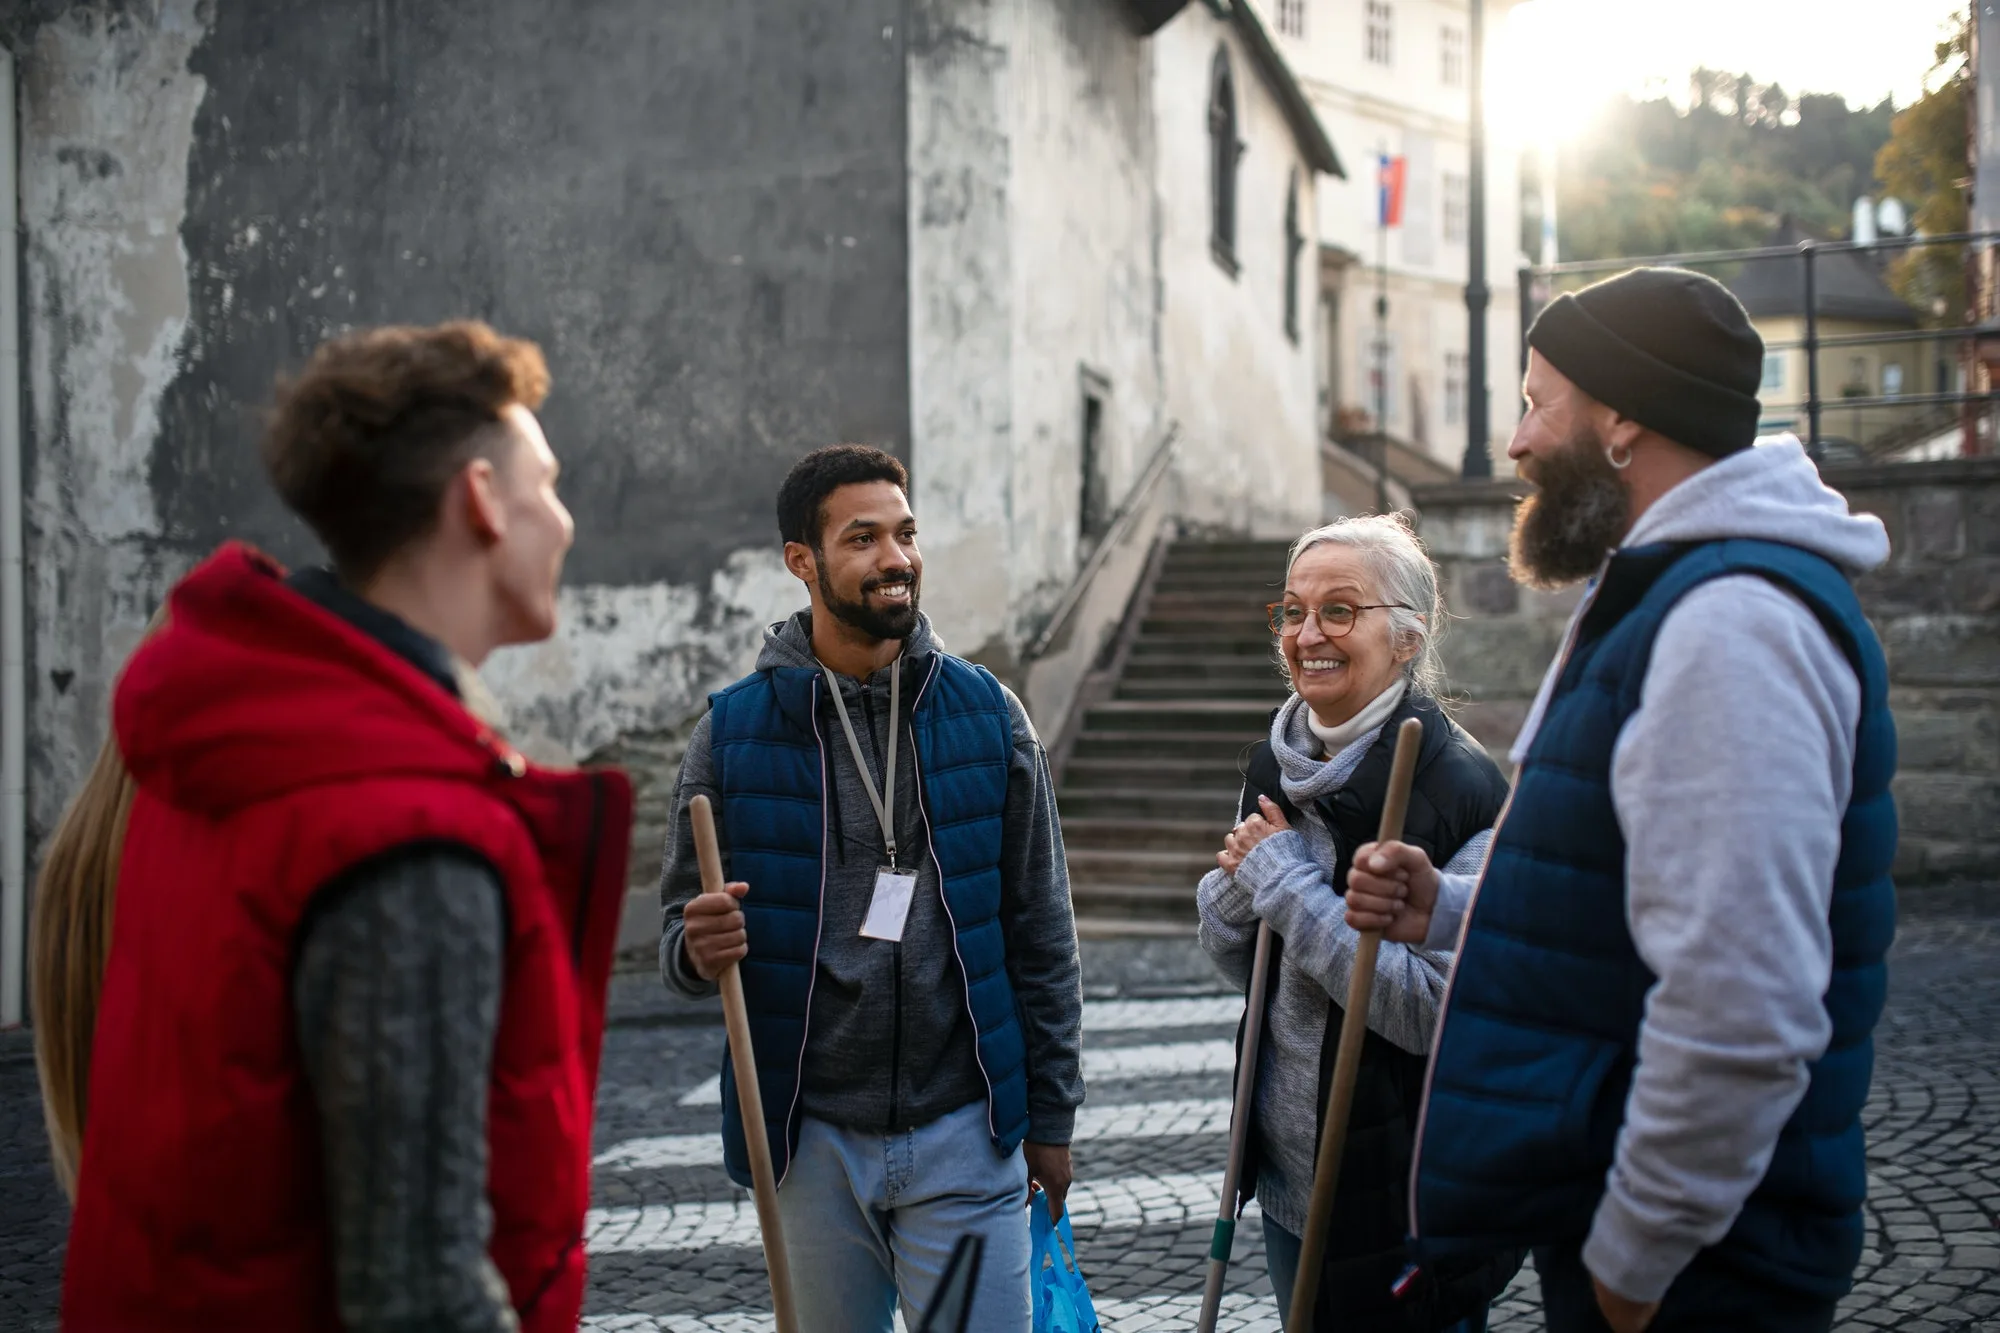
top-left (1527, 267), bottom-right (1764, 457)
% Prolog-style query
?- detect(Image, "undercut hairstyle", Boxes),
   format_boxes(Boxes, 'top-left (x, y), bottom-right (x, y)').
top-left (262, 320), bottom-right (551, 582)
top-left (775, 445), bottom-right (909, 550)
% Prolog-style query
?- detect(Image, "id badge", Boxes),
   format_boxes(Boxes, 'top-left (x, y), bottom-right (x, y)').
top-left (859, 866), bottom-right (919, 942)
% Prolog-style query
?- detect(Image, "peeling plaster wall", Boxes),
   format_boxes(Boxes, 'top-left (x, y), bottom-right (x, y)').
top-left (1154, 8), bottom-right (1322, 538)
top-left (18, 0), bottom-right (210, 850)
top-left (907, 0), bottom-right (1018, 671)
top-left (16, 0), bottom-right (908, 876)
top-left (907, 0), bottom-right (1164, 687)
top-left (1006, 0), bottom-right (1165, 644)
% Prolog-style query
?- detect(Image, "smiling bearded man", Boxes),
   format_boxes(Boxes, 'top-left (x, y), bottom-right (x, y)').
top-left (658, 445), bottom-right (1083, 1333)
top-left (1343, 267), bottom-right (1899, 1333)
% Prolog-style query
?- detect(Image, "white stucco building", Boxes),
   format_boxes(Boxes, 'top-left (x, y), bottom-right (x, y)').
top-left (1255, 0), bottom-right (1527, 482)
top-left (1150, 1), bottom-right (1343, 538)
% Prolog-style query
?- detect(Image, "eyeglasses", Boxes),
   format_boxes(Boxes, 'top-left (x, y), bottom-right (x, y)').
top-left (1266, 601), bottom-right (1411, 637)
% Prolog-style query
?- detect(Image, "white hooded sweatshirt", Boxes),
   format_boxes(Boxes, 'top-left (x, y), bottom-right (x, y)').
top-left (1425, 436), bottom-right (1892, 1302)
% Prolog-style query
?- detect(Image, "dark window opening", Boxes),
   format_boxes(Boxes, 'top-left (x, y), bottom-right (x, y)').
top-left (1284, 171), bottom-right (1304, 344)
top-left (1078, 387), bottom-right (1109, 556)
top-left (1209, 46), bottom-right (1241, 275)
top-left (1366, 1), bottom-right (1393, 65)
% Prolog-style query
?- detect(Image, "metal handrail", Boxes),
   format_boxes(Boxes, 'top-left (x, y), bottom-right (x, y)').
top-left (1533, 230), bottom-right (2000, 279)
top-left (1765, 328), bottom-right (1987, 352)
top-left (1760, 391), bottom-right (1995, 413)
top-left (1522, 232), bottom-right (2000, 457)
top-left (1024, 423), bottom-right (1180, 663)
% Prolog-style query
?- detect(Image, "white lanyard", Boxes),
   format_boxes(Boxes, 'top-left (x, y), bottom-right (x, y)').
top-left (820, 657), bottom-right (902, 868)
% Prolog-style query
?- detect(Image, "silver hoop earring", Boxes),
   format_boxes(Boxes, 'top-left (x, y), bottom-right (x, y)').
top-left (1606, 442), bottom-right (1634, 470)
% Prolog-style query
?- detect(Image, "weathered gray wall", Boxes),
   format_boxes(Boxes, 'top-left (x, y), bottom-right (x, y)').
top-left (13, 0), bottom-right (910, 863)
top-left (906, 0), bottom-right (1168, 676)
top-left (1414, 457), bottom-right (2000, 884)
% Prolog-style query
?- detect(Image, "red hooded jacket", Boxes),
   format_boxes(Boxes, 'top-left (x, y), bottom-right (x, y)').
top-left (61, 544), bottom-right (633, 1331)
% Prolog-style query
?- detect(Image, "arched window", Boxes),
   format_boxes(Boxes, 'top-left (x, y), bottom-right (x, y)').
top-left (1209, 46), bottom-right (1240, 274)
top-left (1284, 170), bottom-right (1303, 342)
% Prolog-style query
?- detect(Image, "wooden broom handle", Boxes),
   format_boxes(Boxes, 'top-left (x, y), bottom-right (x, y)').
top-left (1288, 715), bottom-right (1424, 1330)
top-left (690, 795), bottom-right (798, 1333)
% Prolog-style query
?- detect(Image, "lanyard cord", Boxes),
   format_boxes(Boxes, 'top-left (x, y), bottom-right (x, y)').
top-left (820, 656), bottom-right (901, 867)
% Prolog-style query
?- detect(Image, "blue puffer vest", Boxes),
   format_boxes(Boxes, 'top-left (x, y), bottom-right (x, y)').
top-left (705, 651), bottom-right (1030, 1188)
top-left (1411, 538), bottom-right (1898, 1301)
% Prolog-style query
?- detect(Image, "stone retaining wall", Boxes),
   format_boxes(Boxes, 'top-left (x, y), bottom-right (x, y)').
top-left (1411, 456), bottom-right (2000, 883)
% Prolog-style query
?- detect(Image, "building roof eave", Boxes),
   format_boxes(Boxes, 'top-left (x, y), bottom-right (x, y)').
top-left (1122, 0), bottom-right (1193, 36)
top-left (1226, 3), bottom-right (1345, 178)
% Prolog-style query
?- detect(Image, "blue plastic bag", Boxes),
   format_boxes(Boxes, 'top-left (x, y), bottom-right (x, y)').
top-left (1030, 1190), bottom-right (1101, 1333)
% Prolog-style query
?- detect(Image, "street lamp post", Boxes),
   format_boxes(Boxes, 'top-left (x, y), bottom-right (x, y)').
top-left (1462, 0), bottom-right (1492, 478)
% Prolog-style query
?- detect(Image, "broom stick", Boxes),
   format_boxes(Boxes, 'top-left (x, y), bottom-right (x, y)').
top-left (689, 794), bottom-right (798, 1333)
top-left (1196, 917), bottom-right (1275, 1331)
top-left (1287, 716), bottom-right (1425, 1330)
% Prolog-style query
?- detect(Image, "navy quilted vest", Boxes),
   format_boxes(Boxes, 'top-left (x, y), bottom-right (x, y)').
top-left (706, 651), bottom-right (1028, 1188)
top-left (1411, 539), bottom-right (1898, 1300)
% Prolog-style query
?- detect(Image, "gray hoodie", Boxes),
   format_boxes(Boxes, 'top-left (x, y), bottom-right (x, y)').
top-left (1425, 437), bottom-right (1893, 1302)
top-left (659, 610), bottom-right (1083, 1145)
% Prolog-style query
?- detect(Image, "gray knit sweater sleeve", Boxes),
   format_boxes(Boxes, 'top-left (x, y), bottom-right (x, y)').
top-left (294, 848), bottom-right (519, 1333)
top-left (1230, 827), bottom-right (1459, 1057)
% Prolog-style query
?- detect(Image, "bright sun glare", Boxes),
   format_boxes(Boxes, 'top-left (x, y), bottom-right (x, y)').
top-left (1486, 1), bottom-right (1633, 150)
top-left (1486, 0), bottom-right (1963, 150)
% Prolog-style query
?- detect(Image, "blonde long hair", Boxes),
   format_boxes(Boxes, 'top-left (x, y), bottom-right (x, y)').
top-left (31, 624), bottom-right (155, 1201)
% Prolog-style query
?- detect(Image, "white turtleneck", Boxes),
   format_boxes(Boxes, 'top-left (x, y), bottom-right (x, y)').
top-left (1306, 677), bottom-right (1408, 758)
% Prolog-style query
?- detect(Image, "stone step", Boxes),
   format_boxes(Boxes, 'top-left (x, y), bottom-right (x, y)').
top-left (1128, 635), bottom-right (1277, 660)
top-left (1152, 568), bottom-right (1288, 592)
top-left (1059, 786), bottom-right (1239, 821)
top-left (1073, 914), bottom-right (1197, 938)
top-left (1066, 846), bottom-right (1217, 888)
top-left (1144, 608), bottom-right (1280, 640)
top-left (1080, 700), bottom-right (1271, 733)
top-left (1067, 881), bottom-right (1201, 924)
top-left (1114, 677), bottom-right (1285, 702)
top-left (1138, 617), bottom-right (1274, 643)
top-left (1059, 817), bottom-right (1222, 852)
top-left (1161, 540), bottom-right (1294, 563)
top-left (1120, 654), bottom-right (1286, 683)
top-left (1069, 729), bottom-right (1254, 761)
top-left (1060, 757), bottom-right (1246, 790)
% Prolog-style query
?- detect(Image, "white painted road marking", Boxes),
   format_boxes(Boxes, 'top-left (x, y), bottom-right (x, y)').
top-left (1083, 994), bottom-right (1242, 1031)
top-left (673, 1036), bottom-right (1237, 1109)
top-left (595, 1096), bottom-right (1233, 1172)
top-left (587, 1169), bottom-right (1247, 1255)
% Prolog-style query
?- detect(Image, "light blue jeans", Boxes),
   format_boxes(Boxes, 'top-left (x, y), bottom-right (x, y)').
top-left (777, 1100), bottom-right (1032, 1332)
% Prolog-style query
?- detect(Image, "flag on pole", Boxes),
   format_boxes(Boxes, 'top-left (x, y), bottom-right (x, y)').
top-left (1377, 154), bottom-right (1407, 228)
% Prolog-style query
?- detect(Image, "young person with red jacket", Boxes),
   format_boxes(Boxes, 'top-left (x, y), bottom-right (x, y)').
top-left (59, 321), bottom-right (633, 1332)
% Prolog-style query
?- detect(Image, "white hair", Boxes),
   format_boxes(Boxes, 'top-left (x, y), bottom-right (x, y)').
top-left (1281, 512), bottom-right (1447, 700)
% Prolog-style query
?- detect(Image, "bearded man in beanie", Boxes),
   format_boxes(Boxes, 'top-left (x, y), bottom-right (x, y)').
top-left (1345, 267), bottom-right (1896, 1333)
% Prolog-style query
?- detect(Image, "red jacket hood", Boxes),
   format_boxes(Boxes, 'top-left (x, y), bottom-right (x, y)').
top-left (117, 543), bottom-right (521, 817)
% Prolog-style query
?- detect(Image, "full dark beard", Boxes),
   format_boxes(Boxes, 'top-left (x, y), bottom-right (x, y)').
top-left (1507, 429), bottom-right (1632, 590)
top-left (817, 563), bottom-right (921, 641)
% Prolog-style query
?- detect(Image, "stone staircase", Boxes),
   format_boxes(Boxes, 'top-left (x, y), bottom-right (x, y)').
top-left (1057, 537), bottom-right (1295, 930)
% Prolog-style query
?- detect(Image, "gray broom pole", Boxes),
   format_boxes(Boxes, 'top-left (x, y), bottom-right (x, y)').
top-left (689, 794), bottom-right (799, 1333)
top-left (1287, 716), bottom-right (1424, 1331)
top-left (1196, 918), bottom-right (1275, 1332)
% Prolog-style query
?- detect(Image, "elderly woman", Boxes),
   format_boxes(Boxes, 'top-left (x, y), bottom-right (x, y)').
top-left (1197, 514), bottom-right (1521, 1332)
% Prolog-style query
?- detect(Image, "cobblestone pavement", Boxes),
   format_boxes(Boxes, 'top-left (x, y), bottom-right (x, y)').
top-left (3, 912), bottom-right (1998, 1330)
